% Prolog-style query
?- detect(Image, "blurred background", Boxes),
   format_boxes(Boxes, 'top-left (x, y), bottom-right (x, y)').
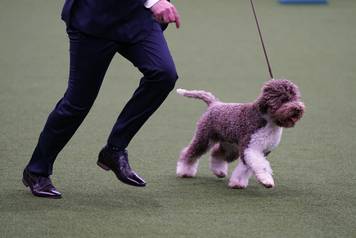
top-left (0, 0), bottom-right (355, 237)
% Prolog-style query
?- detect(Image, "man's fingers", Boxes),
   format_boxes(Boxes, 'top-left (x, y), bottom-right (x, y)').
top-left (168, 10), bottom-right (176, 23)
top-left (151, 3), bottom-right (181, 28)
top-left (172, 7), bottom-right (181, 28)
top-left (162, 11), bottom-right (171, 23)
top-left (175, 13), bottom-right (181, 28)
top-left (163, 7), bottom-right (175, 23)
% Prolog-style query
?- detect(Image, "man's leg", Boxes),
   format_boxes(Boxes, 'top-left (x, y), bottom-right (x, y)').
top-left (107, 23), bottom-right (178, 149)
top-left (26, 28), bottom-right (118, 176)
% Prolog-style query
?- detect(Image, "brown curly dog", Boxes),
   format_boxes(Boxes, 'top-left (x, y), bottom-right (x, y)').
top-left (176, 79), bottom-right (305, 189)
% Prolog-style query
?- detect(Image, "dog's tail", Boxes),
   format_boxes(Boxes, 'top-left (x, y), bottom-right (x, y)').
top-left (176, 89), bottom-right (219, 106)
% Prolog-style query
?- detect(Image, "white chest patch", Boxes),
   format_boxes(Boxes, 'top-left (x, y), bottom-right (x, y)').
top-left (248, 123), bottom-right (283, 154)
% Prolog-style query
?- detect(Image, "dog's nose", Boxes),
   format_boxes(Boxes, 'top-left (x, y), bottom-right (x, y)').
top-left (293, 103), bottom-right (304, 116)
top-left (294, 109), bottom-right (301, 116)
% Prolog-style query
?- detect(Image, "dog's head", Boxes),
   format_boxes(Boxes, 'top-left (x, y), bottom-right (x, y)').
top-left (257, 79), bottom-right (305, 128)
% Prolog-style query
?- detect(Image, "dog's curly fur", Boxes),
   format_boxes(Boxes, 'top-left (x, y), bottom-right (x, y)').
top-left (176, 79), bottom-right (305, 189)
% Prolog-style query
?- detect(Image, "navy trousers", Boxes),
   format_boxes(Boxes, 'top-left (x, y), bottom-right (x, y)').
top-left (26, 24), bottom-right (178, 176)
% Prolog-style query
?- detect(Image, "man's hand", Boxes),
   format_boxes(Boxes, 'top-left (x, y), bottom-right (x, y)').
top-left (150, 0), bottom-right (181, 28)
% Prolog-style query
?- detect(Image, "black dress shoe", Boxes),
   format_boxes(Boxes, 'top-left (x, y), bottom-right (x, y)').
top-left (22, 169), bottom-right (62, 199)
top-left (97, 147), bottom-right (146, 187)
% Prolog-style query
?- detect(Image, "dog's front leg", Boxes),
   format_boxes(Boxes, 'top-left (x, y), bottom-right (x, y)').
top-left (228, 160), bottom-right (253, 189)
top-left (243, 149), bottom-right (275, 188)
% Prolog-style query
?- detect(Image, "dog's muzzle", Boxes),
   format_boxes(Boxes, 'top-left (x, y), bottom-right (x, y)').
top-left (273, 101), bottom-right (305, 128)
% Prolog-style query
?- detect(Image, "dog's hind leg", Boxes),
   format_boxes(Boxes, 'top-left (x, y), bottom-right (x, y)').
top-left (209, 142), bottom-right (238, 178)
top-left (229, 160), bottom-right (253, 189)
top-left (210, 158), bottom-right (228, 178)
top-left (177, 127), bottom-right (211, 178)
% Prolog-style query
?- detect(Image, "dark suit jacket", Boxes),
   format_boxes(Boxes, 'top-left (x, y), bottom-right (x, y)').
top-left (61, 0), bottom-right (156, 43)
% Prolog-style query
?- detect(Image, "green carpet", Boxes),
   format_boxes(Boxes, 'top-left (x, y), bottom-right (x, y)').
top-left (1, 0), bottom-right (355, 237)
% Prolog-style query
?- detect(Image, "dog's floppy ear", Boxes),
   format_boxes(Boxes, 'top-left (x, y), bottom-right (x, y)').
top-left (256, 80), bottom-right (276, 114)
top-left (256, 82), bottom-right (272, 113)
top-left (257, 96), bottom-right (268, 113)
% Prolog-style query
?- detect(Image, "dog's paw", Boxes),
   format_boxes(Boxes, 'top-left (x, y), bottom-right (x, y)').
top-left (177, 173), bottom-right (195, 178)
top-left (209, 158), bottom-right (228, 178)
top-left (255, 172), bottom-right (275, 188)
top-left (176, 160), bottom-right (198, 178)
top-left (213, 170), bottom-right (227, 178)
top-left (228, 178), bottom-right (248, 189)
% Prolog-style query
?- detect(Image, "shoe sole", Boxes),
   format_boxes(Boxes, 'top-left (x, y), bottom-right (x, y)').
top-left (22, 178), bottom-right (29, 187)
top-left (23, 178), bottom-right (62, 199)
top-left (97, 161), bottom-right (146, 187)
top-left (97, 161), bottom-right (111, 171)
